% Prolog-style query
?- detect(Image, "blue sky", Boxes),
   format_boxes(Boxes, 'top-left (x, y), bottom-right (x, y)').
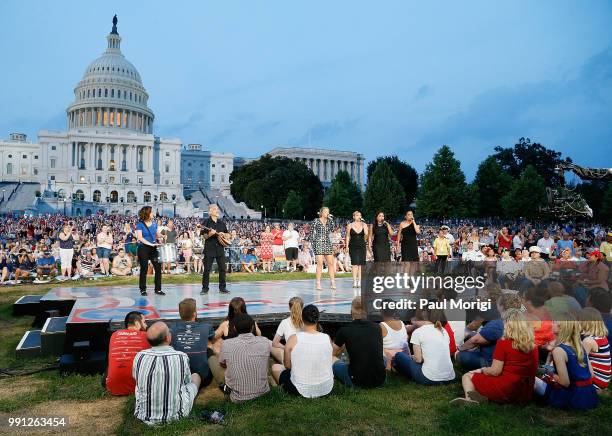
top-left (1, 0), bottom-right (610, 179)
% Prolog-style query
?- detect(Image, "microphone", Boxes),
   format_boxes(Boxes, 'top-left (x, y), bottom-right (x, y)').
top-left (329, 214), bottom-right (334, 218)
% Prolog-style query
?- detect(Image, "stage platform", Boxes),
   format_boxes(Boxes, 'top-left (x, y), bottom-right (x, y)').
top-left (41, 278), bottom-right (357, 325)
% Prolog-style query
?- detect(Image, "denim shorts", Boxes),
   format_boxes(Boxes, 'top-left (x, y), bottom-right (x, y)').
top-left (97, 247), bottom-right (111, 259)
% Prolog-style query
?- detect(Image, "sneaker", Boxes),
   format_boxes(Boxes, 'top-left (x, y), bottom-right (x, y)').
top-left (140, 290), bottom-right (148, 296)
top-left (200, 289), bottom-right (209, 295)
top-left (154, 290), bottom-right (166, 296)
top-left (72, 274), bottom-right (80, 281)
top-left (219, 288), bottom-right (230, 294)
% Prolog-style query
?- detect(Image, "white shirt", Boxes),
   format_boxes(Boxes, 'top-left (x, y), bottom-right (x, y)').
top-left (275, 317), bottom-right (300, 340)
top-left (282, 230), bottom-right (300, 249)
top-left (537, 237), bottom-right (554, 255)
top-left (381, 321), bottom-right (408, 349)
top-left (462, 249), bottom-right (484, 262)
top-left (290, 332), bottom-right (333, 398)
top-left (512, 235), bottom-right (523, 249)
top-left (410, 324), bottom-right (455, 382)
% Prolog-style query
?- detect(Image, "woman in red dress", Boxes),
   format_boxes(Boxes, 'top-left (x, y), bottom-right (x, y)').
top-left (451, 308), bottom-right (538, 405)
top-left (260, 225), bottom-right (274, 273)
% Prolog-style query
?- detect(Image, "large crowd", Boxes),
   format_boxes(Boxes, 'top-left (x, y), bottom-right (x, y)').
top-left (0, 213), bottom-right (610, 285)
top-left (2, 212), bottom-right (612, 425)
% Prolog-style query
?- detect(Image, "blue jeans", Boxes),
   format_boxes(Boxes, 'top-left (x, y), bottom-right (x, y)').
top-left (392, 352), bottom-right (451, 385)
top-left (333, 358), bottom-right (388, 388)
top-left (456, 350), bottom-right (489, 371)
top-left (332, 360), bottom-right (354, 387)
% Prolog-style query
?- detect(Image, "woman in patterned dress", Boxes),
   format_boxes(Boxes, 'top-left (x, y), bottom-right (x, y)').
top-left (310, 207), bottom-right (336, 290)
top-left (260, 225), bottom-right (274, 273)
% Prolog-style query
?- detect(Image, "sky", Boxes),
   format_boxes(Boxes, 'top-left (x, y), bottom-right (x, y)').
top-left (0, 0), bottom-right (611, 179)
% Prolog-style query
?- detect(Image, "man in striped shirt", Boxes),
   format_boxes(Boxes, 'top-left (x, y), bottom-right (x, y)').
top-left (133, 322), bottom-right (202, 425)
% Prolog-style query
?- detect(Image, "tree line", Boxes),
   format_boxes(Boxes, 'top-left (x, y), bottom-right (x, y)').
top-left (229, 138), bottom-right (612, 222)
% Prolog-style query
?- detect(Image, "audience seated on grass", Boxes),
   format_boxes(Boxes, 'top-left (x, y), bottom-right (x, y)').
top-left (578, 307), bottom-right (611, 391)
top-left (209, 314), bottom-right (271, 403)
top-left (394, 306), bottom-right (455, 385)
top-left (452, 308), bottom-right (538, 405)
top-left (133, 321), bottom-right (201, 425)
top-left (272, 304), bottom-right (334, 398)
top-left (456, 293), bottom-right (522, 371)
top-left (35, 248), bottom-right (56, 279)
top-left (543, 281), bottom-right (581, 320)
top-left (104, 311), bottom-right (150, 396)
top-left (534, 317), bottom-right (598, 410)
top-left (521, 286), bottom-right (555, 358)
top-left (332, 297), bottom-right (386, 388)
top-left (110, 248), bottom-right (132, 276)
top-left (586, 288), bottom-right (612, 346)
top-left (170, 298), bottom-right (215, 387)
top-left (271, 297), bottom-right (304, 364)
top-left (379, 303), bottom-right (408, 369)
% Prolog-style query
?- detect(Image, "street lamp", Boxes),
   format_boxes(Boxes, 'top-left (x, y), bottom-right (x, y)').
top-left (173, 200), bottom-right (177, 218)
top-left (260, 204), bottom-right (266, 221)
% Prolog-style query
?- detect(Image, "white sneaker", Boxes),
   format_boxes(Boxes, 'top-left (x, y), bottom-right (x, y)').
top-left (72, 274), bottom-right (80, 281)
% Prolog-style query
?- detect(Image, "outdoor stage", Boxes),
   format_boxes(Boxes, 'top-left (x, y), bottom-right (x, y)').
top-left (42, 277), bottom-right (357, 325)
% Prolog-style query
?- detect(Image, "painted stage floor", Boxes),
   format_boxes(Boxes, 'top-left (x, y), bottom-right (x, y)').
top-left (42, 278), bottom-right (358, 324)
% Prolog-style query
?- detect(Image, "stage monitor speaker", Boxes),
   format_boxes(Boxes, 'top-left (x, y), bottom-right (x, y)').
top-left (73, 340), bottom-right (91, 361)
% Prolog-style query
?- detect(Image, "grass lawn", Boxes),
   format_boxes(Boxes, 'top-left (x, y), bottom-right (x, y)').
top-left (0, 274), bottom-right (610, 435)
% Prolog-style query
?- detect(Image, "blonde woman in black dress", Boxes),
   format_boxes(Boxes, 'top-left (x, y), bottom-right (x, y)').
top-left (346, 211), bottom-right (368, 288)
top-left (309, 207), bottom-right (336, 290)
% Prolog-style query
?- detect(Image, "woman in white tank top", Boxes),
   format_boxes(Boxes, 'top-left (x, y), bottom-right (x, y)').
top-left (290, 331), bottom-right (334, 397)
top-left (380, 309), bottom-right (409, 369)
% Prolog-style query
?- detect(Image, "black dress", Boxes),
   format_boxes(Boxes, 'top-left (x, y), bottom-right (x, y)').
top-left (400, 223), bottom-right (419, 261)
top-left (372, 223), bottom-right (391, 262)
top-left (348, 227), bottom-right (366, 266)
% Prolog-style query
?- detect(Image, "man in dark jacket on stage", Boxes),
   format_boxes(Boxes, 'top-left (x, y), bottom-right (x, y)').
top-left (201, 204), bottom-right (230, 294)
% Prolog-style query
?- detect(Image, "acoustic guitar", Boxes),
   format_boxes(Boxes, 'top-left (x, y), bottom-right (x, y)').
top-left (200, 226), bottom-right (231, 247)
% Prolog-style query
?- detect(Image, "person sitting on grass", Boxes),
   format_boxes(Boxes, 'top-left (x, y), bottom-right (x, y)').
top-left (35, 248), bottom-right (56, 279)
top-left (456, 293), bottom-right (522, 371)
top-left (394, 307), bottom-right (455, 385)
top-left (209, 314), bottom-right (271, 403)
top-left (76, 249), bottom-right (96, 278)
top-left (14, 249), bottom-right (35, 280)
top-left (240, 248), bottom-right (257, 273)
top-left (578, 307), bottom-right (611, 392)
top-left (170, 298), bottom-right (215, 388)
top-left (214, 297), bottom-right (262, 343)
top-left (586, 288), bottom-right (612, 346)
top-left (110, 248), bottom-right (132, 276)
top-left (451, 308), bottom-right (538, 406)
top-left (534, 317), bottom-right (598, 410)
top-left (133, 321), bottom-right (201, 425)
top-left (271, 297), bottom-right (304, 363)
top-left (380, 304), bottom-right (408, 369)
top-left (104, 311), bottom-right (149, 396)
top-left (332, 297), bottom-right (386, 388)
top-left (271, 304), bottom-right (334, 398)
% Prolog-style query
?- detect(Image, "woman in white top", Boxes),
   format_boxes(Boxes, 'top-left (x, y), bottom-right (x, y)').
top-left (96, 225), bottom-right (113, 276)
top-left (272, 304), bottom-right (333, 398)
top-left (380, 305), bottom-right (408, 369)
top-left (271, 297), bottom-right (304, 363)
top-left (393, 307), bottom-right (456, 385)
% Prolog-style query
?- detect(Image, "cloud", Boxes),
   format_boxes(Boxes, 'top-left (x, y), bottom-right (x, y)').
top-left (415, 45), bottom-right (612, 174)
top-left (287, 118), bottom-right (361, 147)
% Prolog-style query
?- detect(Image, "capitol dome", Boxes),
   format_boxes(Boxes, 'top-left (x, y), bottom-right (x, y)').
top-left (67, 16), bottom-right (154, 133)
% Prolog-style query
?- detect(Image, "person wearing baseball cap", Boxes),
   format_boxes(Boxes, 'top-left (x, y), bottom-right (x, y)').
top-left (522, 245), bottom-right (550, 286)
top-left (573, 249), bottom-right (610, 306)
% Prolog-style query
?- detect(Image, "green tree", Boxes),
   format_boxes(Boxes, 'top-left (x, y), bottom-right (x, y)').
top-left (501, 165), bottom-right (546, 219)
top-left (230, 155), bottom-right (324, 219)
top-left (473, 156), bottom-right (514, 217)
top-left (367, 156), bottom-right (418, 208)
top-left (363, 162), bottom-right (404, 220)
top-left (416, 145), bottom-right (469, 218)
top-left (324, 170), bottom-right (362, 219)
top-left (600, 183), bottom-right (612, 224)
top-left (492, 137), bottom-right (569, 186)
top-left (282, 190), bottom-right (304, 219)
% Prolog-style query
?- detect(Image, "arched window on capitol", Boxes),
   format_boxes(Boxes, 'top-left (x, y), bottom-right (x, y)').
top-left (143, 191), bottom-right (151, 203)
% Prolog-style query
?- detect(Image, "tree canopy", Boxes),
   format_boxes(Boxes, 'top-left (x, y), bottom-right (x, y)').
top-left (416, 145), bottom-right (470, 218)
top-left (501, 165), bottom-right (547, 219)
top-left (323, 170), bottom-right (362, 219)
top-left (473, 156), bottom-right (514, 217)
top-left (367, 156), bottom-right (418, 209)
top-left (363, 161), bottom-right (404, 220)
top-left (230, 155), bottom-right (324, 219)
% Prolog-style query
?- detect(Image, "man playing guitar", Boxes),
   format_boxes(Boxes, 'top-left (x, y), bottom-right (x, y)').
top-left (201, 204), bottom-right (230, 294)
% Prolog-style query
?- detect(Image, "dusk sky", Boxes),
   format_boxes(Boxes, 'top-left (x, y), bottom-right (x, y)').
top-left (1, 0), bottom-right (611, 179)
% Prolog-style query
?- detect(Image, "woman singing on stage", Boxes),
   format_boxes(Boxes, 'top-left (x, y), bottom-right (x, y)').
top-left (309, 207), bottom-right (336, 290)
top-left (346, 210), bottom-right (368, 288)
top-left (397, 210), bottom-right (420, 262)
top-left (135, 206), bottom-right (164, 296)
top-left (370, 211), bottom-right (393, 262)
